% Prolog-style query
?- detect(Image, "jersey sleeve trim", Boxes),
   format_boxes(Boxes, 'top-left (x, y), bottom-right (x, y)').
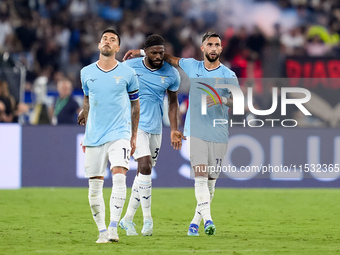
top-left (167, 88), bottom-right (179, 92)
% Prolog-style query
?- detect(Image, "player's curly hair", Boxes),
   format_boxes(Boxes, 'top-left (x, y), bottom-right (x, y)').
top-left (143, 34), bottom-right (165, 49)
top-left (202, 31), bottom-right (221, 43)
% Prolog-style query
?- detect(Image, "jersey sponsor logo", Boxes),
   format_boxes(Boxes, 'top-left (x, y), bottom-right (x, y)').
top-left (89, 78), bottom-right (97, 82)
top-left (196, 73), bottom-right (203, 77)
top-left (113, 76), bottom-right (123, 84)
top-left (136, 74), bottom-right (143, 78)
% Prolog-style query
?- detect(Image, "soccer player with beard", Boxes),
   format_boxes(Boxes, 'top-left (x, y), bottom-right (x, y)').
top-left (119, 34), bottom-right (184, 237)
top-left (124, 31), bottom-right (240, 236)
top-left (80, 28), bottom-right (140, 243)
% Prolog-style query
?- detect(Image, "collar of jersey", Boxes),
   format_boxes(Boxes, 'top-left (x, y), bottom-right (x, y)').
top-left (204, 63), bottom-right (221, 72)
top-left (96, 61), bottom-right (119, 72)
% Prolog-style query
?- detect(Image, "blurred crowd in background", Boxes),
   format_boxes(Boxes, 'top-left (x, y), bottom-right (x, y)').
top-left (0, 0), bottom-right (339, 126)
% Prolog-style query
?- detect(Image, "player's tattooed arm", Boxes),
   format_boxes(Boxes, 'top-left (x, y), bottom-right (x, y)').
top-left (164, 54), bottom-right (181, 67)
top-left (82, 95), bottom-right (89, 124)
top-left (130, 99), bottom-right (140, 156)
top-left (77, 96), bottom-right (89, 125)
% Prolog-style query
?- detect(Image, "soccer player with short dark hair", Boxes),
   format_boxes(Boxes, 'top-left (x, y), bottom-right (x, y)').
top-left (80, 28), bottom-right (140, 243)
top-left (123, 31), bottom-right (240, 236)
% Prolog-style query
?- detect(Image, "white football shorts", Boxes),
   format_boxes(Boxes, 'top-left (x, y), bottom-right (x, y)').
top-left (133, 129), bottom-right (162, 167)
top-left (84, 139), bottom-right (130, 178)
top-left (188, 137), bottom-right (228, 178)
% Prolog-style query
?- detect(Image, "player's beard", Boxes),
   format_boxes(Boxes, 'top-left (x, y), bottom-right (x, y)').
top-left (149, 59), bottom-right (163, 69)
top-left (205, 52), bottom-right (220, 63)
top-left (100, 46), bottom-right (114, 57)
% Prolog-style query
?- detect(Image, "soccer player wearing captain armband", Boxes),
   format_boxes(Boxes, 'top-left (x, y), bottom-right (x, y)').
top-left (78, 34), bottom-right (185, 237)
top-left (80, 28), bottom-right (140, 244)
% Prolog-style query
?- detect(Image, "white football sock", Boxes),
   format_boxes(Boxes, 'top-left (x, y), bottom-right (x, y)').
top-left (137, 173), bottom-right (152, 221)
top-left (109, 173), bottom-right (126, 224)
top-left (124, 175), bottom-right (140, 221)
top-left (88, 179), bottom-right (106, 232)
top-left (191, 179), bottom-right (216, 225)
top-left (194, 176), bottom-right (212, 223)
top-left (208, 179), bottom-right (216, 202)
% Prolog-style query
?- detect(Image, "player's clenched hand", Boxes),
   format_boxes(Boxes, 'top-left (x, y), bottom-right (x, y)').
top-left (77, 109), bottom-right (85, 125)
top-left (170, 130), bottom-right (186, 150)
top-left (207, 95), bottom-right (221, 108)
top-left (123, 49), bottom-right (141, 61)
top-left (130, 135), bottom-right (137, 156)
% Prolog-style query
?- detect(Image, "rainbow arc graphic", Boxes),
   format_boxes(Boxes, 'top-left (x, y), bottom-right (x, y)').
top-left (197, 82), bottom-right (222, 105)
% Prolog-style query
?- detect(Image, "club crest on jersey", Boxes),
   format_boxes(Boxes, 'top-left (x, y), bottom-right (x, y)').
top-left (113, 76), bottom-right (123, 84)
top-left (160, 76), bottom-right (167, 84)
top-left (214, 77), bottom-right (223, 84)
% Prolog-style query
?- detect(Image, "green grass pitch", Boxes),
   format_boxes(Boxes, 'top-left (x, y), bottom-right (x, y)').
top-left (1, 188), bottom-right (339, 255)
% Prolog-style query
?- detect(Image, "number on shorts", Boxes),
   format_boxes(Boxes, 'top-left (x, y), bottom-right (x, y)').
top-left (152, 148), bottom-right (160, 159)
top-left (216, 158), bottom-right (222, 168)
top-left (122, 148), bottom-right (130, 160)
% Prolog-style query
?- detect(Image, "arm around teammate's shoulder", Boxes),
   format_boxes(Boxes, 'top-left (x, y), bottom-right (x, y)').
top-left (164, 53), bottom-right (181, 67)
top-left (123, 49), bottom-right (143, 61)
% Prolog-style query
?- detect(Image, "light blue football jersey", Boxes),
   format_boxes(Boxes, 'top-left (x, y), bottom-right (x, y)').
top-left (123, 57), bottom-right (180, 134)
top-left (81, 61), bottom-right (139, 146)
top-left (179, 58), bottom-right (239, 143)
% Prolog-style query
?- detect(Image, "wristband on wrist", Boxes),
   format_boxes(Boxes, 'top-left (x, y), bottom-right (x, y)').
top-left (222, 97), bottom-right (228, 105)
top-left (140, 49), bottom-right (146, 56)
